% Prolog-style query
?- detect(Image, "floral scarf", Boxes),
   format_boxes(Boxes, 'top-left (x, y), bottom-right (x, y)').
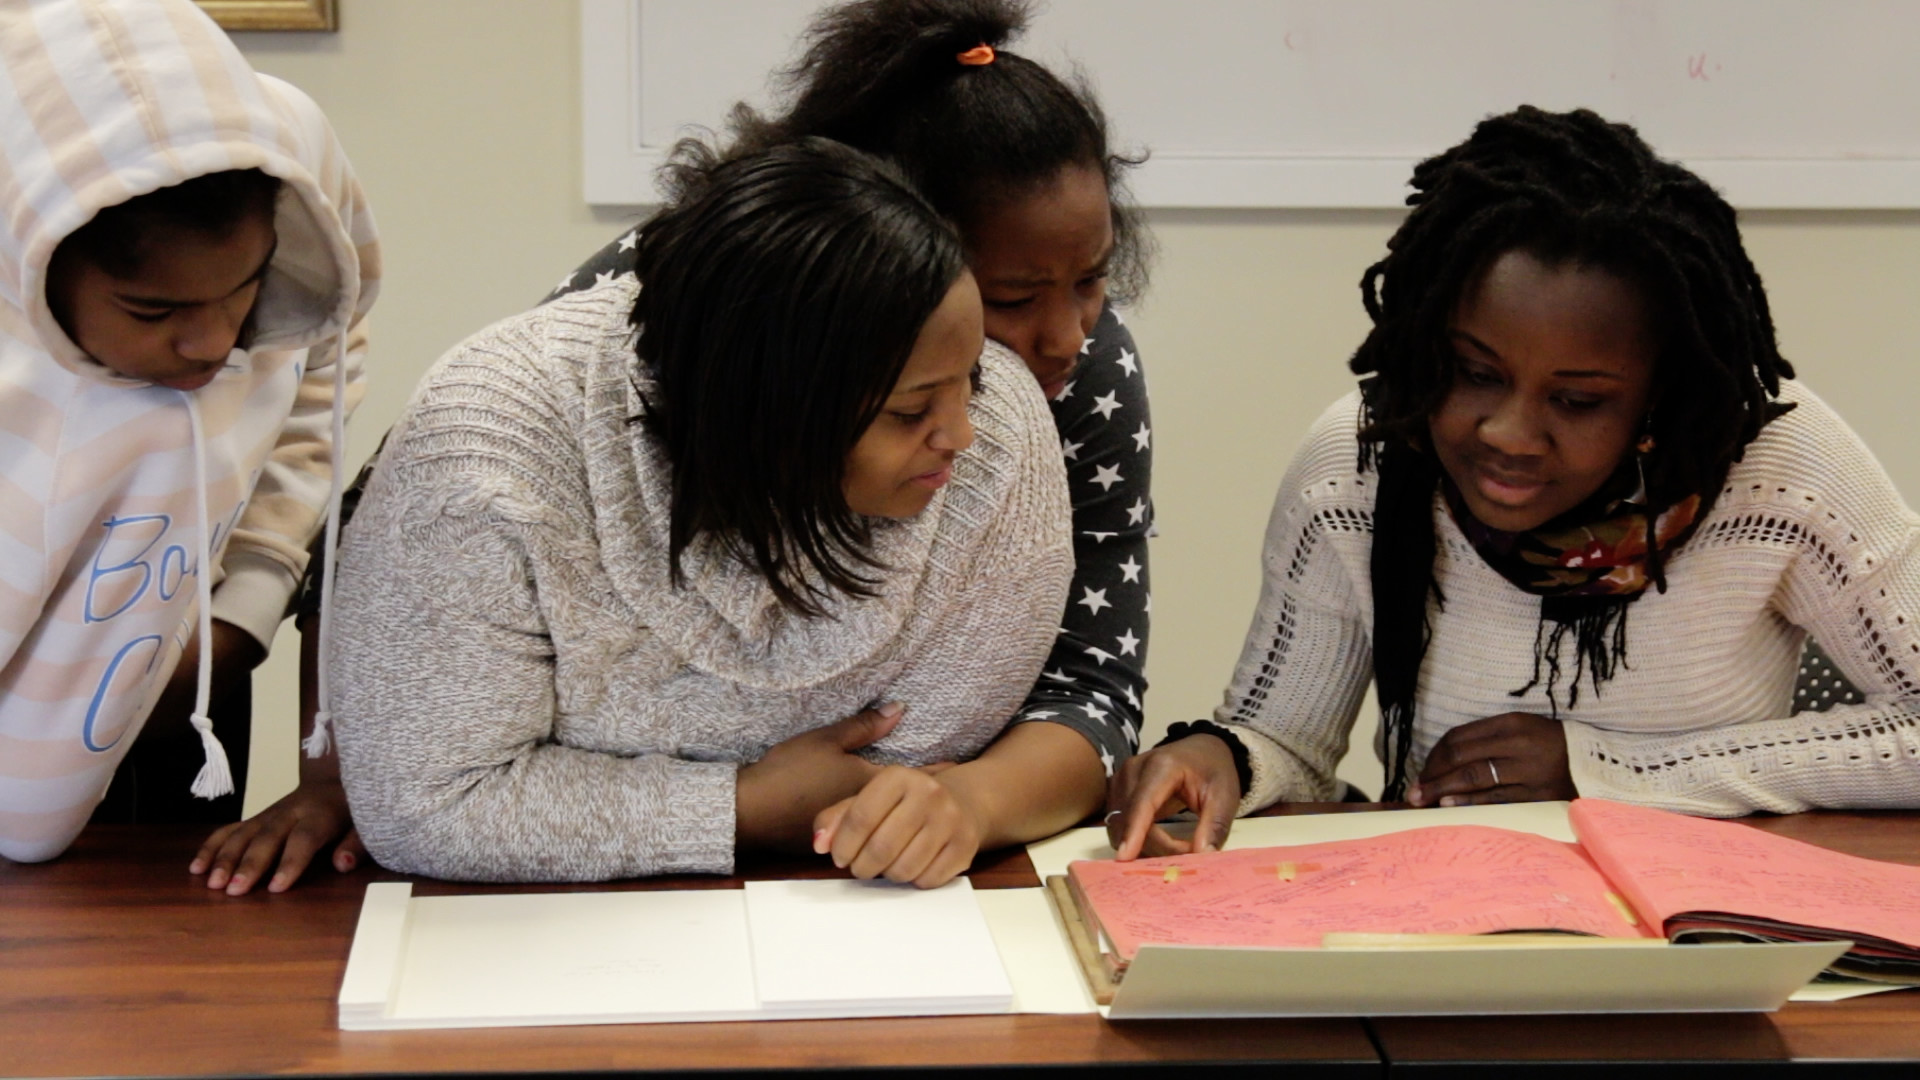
top-left (1441, 470), bottom-right (1703, 710)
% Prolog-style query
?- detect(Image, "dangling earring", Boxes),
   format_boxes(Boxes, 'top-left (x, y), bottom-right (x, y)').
top-left (1629, 418), bottom-right (1655, 505)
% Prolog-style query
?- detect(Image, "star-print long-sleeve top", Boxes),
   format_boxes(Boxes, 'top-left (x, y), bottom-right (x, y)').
top-left (306, 230), bottom-right (1153, 774)
top-left (1008, 305), bottom-right (1154, 776)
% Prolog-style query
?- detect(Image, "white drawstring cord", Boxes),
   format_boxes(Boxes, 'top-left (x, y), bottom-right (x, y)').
top-left (184, 393), bottom-right (235, 800)
top-left (303, 332), bottom-right (348, 758)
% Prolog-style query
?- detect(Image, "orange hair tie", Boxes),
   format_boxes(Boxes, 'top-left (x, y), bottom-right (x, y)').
top-left (957, 44), bottom-right (995, 66)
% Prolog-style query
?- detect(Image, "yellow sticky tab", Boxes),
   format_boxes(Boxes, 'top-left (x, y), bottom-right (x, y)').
top-left (1605, 891), bottom-right (1640, 927)
top-left (1162, 866), bottom-right (1183, 883)
top-left (1278, 861), bottom-right (1298, 882)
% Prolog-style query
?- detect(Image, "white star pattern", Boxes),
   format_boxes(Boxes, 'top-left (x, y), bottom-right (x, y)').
top-left (617, 230), bottom-right (638, 252)
top-left (1100, 748), bottom-right (1115, 776)
top-left (1044, 668), bottom-right (1076, 683)
top-left (593, 269), bottom-right (617, 288)
top-left (1017, 309), bottom-right (1153, 762)
top-left (1081, 702), bottom-right (1109, 721)
top-left (552, 271), bottom-right (575, 293)
top-left (1025, 709), bottom-right (1059, 721)
top-left (1081, 337), bottom-right (1095, 354)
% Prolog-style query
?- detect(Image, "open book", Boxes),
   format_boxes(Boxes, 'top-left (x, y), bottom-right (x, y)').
top-left (1065, 798), bottom-right (1920, 986)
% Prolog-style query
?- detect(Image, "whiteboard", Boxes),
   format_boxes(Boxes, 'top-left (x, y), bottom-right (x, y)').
top-left (581, 0), bottom-right (1920, 209)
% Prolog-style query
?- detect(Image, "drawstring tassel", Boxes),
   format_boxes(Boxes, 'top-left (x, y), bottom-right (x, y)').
top-left (190, 711), bottom-right (236, 799)
top-left (303, 710), bottom-right (333, 758)
top-left (304, 331), bottom-right (351, 758)
top-left (184, 393), bottom-right (235, 799)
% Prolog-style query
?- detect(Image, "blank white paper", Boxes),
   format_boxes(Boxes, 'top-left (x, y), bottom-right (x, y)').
top-left (744, 878), bottom-right (1013, 1015)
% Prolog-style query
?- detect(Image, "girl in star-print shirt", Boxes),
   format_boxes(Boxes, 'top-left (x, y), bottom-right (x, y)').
top-left (196, 0), bottom-right (1155, 890)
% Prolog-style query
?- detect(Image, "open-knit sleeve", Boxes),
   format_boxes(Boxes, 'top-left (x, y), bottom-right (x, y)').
top-left (1567, 387), bottom-right (1920, 815)
top-left (1209, 394), bottom-right (1377, 812)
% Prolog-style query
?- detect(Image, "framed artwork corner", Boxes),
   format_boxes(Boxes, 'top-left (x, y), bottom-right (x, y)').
top-left (195, 0), bottom-right (337, 33)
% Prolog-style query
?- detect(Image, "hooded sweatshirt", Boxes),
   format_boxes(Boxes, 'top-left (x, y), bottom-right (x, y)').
top-left (0, 0), bottom-right (378, 862)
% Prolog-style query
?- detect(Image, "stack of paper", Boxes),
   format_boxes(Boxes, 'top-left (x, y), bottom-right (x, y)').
top-left (338, 878), bottom-right (1013, 1030)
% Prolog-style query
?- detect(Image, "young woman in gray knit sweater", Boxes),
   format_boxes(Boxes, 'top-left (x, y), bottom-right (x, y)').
top-left (327, 139), bottom-right (1077, 885)
top-left (196, 0), bottom-right (1156, 893)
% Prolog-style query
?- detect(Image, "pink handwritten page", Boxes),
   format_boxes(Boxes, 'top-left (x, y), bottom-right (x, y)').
top-left (1067, 825), bottom-right (1652, 962)
top-left (1572, 798), bottom-right (1920, 953)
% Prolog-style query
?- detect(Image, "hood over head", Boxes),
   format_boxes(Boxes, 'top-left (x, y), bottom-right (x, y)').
top-left (0, 0), bottom-right (363, 381)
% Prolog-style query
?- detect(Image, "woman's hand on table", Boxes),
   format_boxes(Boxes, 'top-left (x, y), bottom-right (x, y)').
top-left (1408, 711), bottom-right (1576, 807)
top-left (735, 703), bottom-right (903, 853)
top-left (812, 763), bottom-right (984, 888)
top-left (1104, 733), bottom-right (1242, 860)
top-left (191, 774), bottom-right (365, 895)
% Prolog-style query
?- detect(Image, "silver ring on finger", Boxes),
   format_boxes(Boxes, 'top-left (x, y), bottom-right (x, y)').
top-left (1488, 759), bottom-right (1502, 786)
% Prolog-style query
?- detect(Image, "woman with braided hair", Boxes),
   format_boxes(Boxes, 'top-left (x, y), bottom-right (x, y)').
top-left (1108, 105), bottom-right (1920, 859)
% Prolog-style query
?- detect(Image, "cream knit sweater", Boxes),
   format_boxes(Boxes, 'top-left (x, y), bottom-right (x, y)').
top-left (331, 279), bottom-right (1071, 881)
top-left (1220, 380), bottom-right (1920, 817)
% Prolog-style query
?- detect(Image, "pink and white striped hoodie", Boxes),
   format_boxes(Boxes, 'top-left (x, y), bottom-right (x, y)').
top-left (0, 0), bottom-right (378, 861)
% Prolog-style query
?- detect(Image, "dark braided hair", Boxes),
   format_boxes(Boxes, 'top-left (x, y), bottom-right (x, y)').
top-left (727, 0), bottom-right (1150, 301)
top-left (1353, 106), bottom-right (1794, 799)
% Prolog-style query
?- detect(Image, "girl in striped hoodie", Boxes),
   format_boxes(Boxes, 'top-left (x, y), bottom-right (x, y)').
top-left (0, 0), bottom-right (377, 863)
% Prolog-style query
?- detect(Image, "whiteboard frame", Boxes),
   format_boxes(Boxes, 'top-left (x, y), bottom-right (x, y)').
top-left (580, 0), bottom-right (1920, 210)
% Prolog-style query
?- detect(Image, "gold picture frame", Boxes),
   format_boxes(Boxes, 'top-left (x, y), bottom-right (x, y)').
top-left (195, 0), bottom-right (337, 32)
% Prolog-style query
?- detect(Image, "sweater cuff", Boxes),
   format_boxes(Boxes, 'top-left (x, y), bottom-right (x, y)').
top-left (1231, 723), bottom-right (1339, 815)
top-left (1562, 725), bottom-right (1752, 819)
top-left (655, 760), bottom-right (740, 875)
top-left (211, 552), bottom-right (301, 650)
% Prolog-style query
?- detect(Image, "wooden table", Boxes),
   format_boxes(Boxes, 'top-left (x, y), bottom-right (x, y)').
top-left (7, 810), bottom-right (1919, 1078)
top-left (0, 824), bottom-right (1378, 1079)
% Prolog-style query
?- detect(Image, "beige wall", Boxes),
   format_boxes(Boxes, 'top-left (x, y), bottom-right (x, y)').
top-left (234, 2), bottom-right (1920, 813)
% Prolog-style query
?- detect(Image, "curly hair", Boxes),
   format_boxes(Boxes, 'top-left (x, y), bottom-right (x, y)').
top-left (1354, 106), bottom-right (1793, 798)
top-left (727, 0), bottom-right (1151, 302)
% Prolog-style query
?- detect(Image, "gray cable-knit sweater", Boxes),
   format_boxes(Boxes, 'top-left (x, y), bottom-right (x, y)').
top-left (331, 279), bottom-right (1072, 881)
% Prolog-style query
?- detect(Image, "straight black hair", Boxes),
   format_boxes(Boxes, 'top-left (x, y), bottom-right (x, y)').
top-left (632, 137), bottom-right (967, 617)
top-left (57, 168), bottom-right (282, 278)
top-left (1352, 106), bottom-right (1792, 799)
top-left (733, 0), bottom-right (1150, 301)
